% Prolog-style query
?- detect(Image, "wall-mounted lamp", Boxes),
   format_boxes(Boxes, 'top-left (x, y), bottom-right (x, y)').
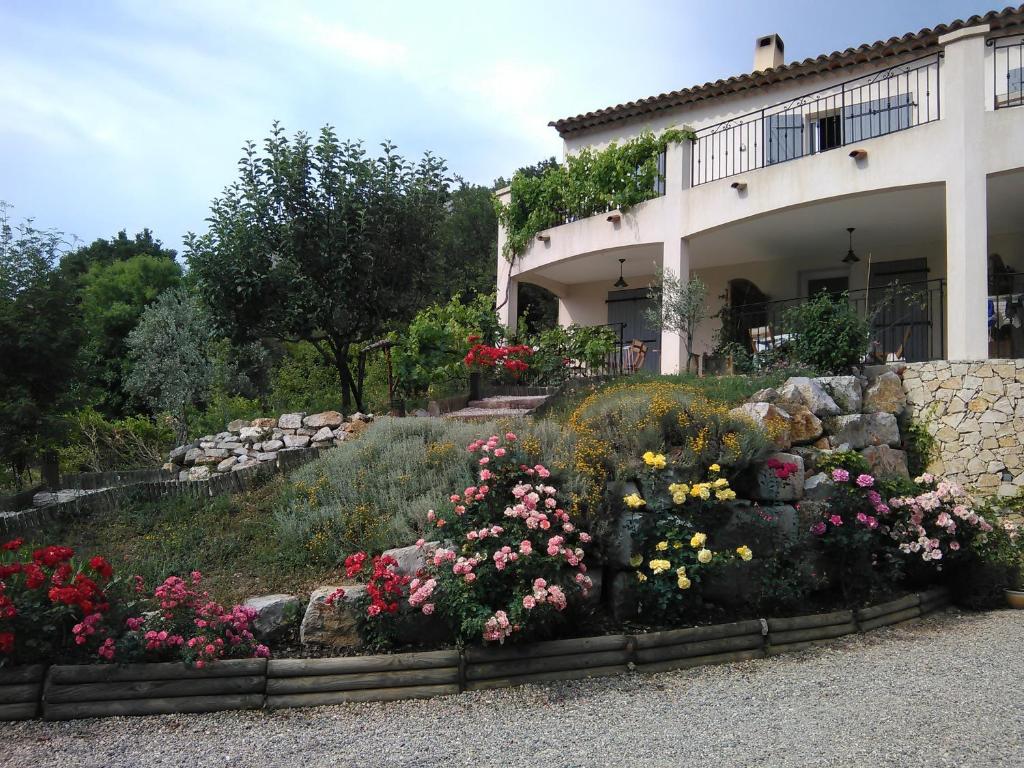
top-left (849, 148), bottom-right (868, 160)
top-left (606, 212), bottom-right (622, 224)
top-left (536, 234), bottom-right (550, 243)
top-left (731, 181), bottom-right (747, 192)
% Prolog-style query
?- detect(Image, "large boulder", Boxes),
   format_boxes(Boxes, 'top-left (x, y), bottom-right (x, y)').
top-left (729, 402), bottom-right (792, 450)
top-left (749, 452), bottom-right (805, 502)
top-left (815, 375), bottom-right (863, 414)
top-left (169, 444), bottom-right (190, 464)
top-left (238, 426), bottom-right (270, 444)
top-left (244, 594), bottom-right (301, 643)
top-left (187, 465), bottom-right (211, 481)
top-left (283, 434), bottom-right (311, 449)
top-left (216, 456), bottom-right (237, 473)
top-left (300, 585), bottom-right (366, 648)
top-left (862, 371), bottom-right (907, 415)
top-left (605, 482), bottom-right (649, 569)
top-left (787, 405), bottom-right (824, 445)
top-left (383, 542), bottom-right (438, 580)
top-left (183, 447), bottom-right (203, 466)
top-left (278, 413), bottom-right (305, 430)
top-left (803, 472), bottom-right (833, 500)
top-left (261, 439), bottom-right (284, 452)
top-left (311, 427), bottom-right (334, 443)
top-left (303, 411), bottom-right (344, 429)
top-left (860, 444), bottom-right (910, 479)
top-left (779, 377), bottom-right (841, 417)
top-left (607, 570), bottom-right (639, 622)
top-left (717, 500), bottom-right (798, 550)
top-left (825, 413), bottom-right (900, 450)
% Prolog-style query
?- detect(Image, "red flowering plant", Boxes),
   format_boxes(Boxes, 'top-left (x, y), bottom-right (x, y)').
top-left (324, 552), bottom-right (410, 650)
top-left (0, 539), bottom-right (135, 666)
top-left (415, 432), bottom-right (593, 644)
top-left (463, 342), bottom-right (532, 381)
top-left (115, 571), bottom-right (269, 667)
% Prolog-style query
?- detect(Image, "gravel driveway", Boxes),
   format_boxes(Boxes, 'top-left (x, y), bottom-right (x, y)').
top-left (4, 609), bottom-right (1022, 768)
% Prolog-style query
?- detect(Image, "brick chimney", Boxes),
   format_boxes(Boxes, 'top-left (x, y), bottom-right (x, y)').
top-left (754, 33), bottom-right (785, 72)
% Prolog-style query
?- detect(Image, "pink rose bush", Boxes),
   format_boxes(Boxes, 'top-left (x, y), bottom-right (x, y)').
top-left (417, 432), bottom-right (593, 644)
top-left (886, 474), bottom-right (993, 564)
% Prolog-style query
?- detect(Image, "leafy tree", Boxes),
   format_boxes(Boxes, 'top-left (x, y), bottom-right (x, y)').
top-left (0, 203), bottom-right (82, 484)
top-left (60, 228), bottom-right (177, 278)
top-left (125, 286), bottom-right (214, 443)
top-left (441, 179), bottom-right (498, 300)
top-left (645, 270), bottom-right (708, 373)
top-left (186, 123), bottom-right (452, 411)
top-left (79, 254), bottom-right (182, 415)
top-left (782, 291), bottom-right (869, 373)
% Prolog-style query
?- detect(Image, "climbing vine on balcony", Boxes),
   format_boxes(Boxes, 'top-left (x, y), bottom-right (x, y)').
top-left (494, 128), bottom-right (694, 260)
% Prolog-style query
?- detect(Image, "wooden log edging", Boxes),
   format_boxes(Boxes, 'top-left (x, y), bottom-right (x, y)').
top-left (0, 664), bottom-right (47, 721)
top-left (42, 659), bottom-right (267, 721)
top-left (5, 589), bottom-right (956, 721)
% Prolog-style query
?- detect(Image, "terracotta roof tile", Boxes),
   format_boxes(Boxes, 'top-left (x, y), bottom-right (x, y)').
top-left (549, 5), bottom-right (1024, 137)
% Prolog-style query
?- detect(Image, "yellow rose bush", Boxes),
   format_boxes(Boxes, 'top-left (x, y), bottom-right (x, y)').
top-left (630, 460), bottom-right (756, 623)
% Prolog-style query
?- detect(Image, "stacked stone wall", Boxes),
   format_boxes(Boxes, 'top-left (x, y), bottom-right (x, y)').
top-left (903, 360), bottom-right (1024, 496)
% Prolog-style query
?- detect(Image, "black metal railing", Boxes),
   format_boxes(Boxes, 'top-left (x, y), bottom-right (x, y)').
top-left (988, 272), bottom-right (1024, 358)
top-left (989, 35), bottom-right (1024, 109)
top-left (690, 53), bottom-right (942, 186)
top-left (723, 278), bottom-right (946, 363)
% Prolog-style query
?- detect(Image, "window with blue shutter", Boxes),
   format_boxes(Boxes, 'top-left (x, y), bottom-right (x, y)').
top-left (765, 113), bottom-right (804, 165)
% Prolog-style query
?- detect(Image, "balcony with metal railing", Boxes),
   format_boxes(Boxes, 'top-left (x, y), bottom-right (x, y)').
top-left (990, 34), bottom-right (1024, 109)
top-left (689, 54), bottom-right (943, 187)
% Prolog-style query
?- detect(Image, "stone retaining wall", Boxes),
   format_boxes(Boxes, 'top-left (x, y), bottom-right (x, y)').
top-left (902, 360), bottom-right (1024, 496)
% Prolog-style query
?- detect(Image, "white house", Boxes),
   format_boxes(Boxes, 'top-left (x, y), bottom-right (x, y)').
top-left (495, 7), bottom-right (1024, 374)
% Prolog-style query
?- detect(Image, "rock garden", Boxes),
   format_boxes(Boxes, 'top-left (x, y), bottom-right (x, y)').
top-left (3, 370), bottom-right (1022, 721)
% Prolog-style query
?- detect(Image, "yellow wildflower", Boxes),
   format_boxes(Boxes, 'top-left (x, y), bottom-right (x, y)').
top-left (677, 576), bottom-right (692, 590)
top-left (623, 493), bottom-right (646, 509)
top-left (672, 492), bottom-right (687, 505)
top-left (709, 463), bottom-right (721, 473)
top-left (697, 548), bottom-right (713, 564)
top-left (643, 451), bottom-right (667, 470)
top-left (715, 488), bottom-right (737, 501)
top-left (713, 478), bottom-right (729, 488)
top-left (648, 559), bottom-right (672, 575)
top-left (629, 553), bottom-right (643, 568)
top-left (690, 532), bottom-right (707, 549)
top-left (736, 545), bottom-right (753, 561)
top-left (656, 541), bottom-right (669, 551)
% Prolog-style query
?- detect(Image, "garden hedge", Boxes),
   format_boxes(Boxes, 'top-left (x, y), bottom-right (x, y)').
top-left (0, 588), bottom-right (950, 722)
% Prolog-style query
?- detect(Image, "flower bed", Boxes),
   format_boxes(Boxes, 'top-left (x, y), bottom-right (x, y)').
top-left (0, 587), bottom-right (950, 720)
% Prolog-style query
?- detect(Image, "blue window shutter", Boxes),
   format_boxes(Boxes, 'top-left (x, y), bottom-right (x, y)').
top-left (765, 114), bottom-right (804, 164)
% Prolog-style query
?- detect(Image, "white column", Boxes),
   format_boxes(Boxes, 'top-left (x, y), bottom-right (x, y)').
top-left (941, 25), bottom-right (990, 360)
top-left (494, 186), bottom-right (518, 334)
top-left (660, 237), bottom-right (691, 374)
top-left (497, 275), bottom-right (518, 334)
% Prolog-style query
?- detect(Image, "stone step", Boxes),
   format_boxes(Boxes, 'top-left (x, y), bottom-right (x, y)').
top-left (467, 396), bottom-right (549, 410)
top-left (442, 407), bottom-right (533, 422)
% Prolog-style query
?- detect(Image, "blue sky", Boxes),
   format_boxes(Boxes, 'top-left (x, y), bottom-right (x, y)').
top-left (0, 0), bottom-right (1001, 255)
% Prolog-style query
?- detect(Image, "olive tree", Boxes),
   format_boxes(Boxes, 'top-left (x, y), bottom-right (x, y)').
top-left (125, 287), bottom-right (213, 443)
top-left (645, 270), bottom-right (708, 374)
top-left (186, 123), bottom-right (452, 412)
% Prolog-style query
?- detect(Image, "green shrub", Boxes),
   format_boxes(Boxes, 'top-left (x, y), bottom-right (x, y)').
top-left (390, 294), bottom-right (501, 399)
top-left (903, 418), bottom-right (938, 477)
top-left (268, 342), bottom-right (343, 415)
top-left (59, 407), bottom-right (175, 473)
top-left (816, 450), bottom-right (870, 477)
top-left (782, 292), bottom-right (869, 373)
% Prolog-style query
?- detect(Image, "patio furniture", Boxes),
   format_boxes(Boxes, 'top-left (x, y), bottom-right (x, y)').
top-left (626, 340), bottom-right (647, 373)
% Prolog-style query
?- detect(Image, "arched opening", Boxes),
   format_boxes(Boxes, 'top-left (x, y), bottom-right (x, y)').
top-left (517, 283), bottom-right (559, 334)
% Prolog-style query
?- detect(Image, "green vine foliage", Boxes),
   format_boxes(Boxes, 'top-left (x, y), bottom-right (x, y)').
top-left (495, 129), bottom-right (694, 260)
